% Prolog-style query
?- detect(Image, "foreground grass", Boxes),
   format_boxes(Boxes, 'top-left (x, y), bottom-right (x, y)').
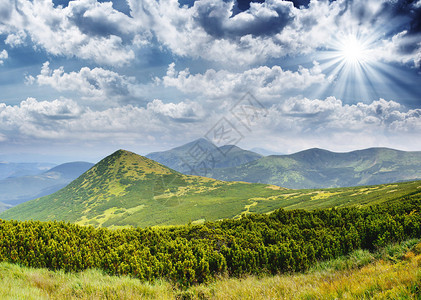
top-left (1, 240), bottom-right (420, 300)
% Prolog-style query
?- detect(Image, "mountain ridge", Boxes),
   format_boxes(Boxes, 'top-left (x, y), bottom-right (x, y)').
top-left (2, 149), bottom-right (421, 228)
top-left (208, 147), bottom-right (421, 188)
top-left (146, 138), bottom-right (262, 176)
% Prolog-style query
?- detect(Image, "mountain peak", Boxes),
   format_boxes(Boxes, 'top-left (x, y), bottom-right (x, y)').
top-left (96, 149), bottom-right (175, 178)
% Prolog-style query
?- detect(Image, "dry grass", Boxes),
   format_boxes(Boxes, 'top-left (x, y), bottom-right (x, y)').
top-left (186, 254), bottom-right (420, 299)
top-left (1, 241), bottom-right (420, 300)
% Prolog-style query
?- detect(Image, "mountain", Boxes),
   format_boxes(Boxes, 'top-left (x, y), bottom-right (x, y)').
top-left (208, 148), bottom-right (421, 188)
top-left (146, 138), bottom-right (262, 176)
top-left (0, 162), bottom-right (56, 180)
top-left (249, 147), bottom-right (283, 156)
top-left (2, 149), bottom-right (420, 228)
top-left (0, 162), bottom-right (94, 210)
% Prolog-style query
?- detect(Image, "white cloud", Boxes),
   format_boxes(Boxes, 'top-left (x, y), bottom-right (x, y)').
top-left (4, 31), bottom-right (26, 47)
top-left (28, 62), bottom-right (142, 103)
top-left (147, 99), bottom-right (205, 122)
top-left (1, 0), bottom-right (419, 67)
top-left (375, 31), bottom-right (421, 68)
top-left (0, 97), bottom-right (205, 143)
top-left (263, 97), bottom-right (421, 134)
top-left (0, 0), bottom-right (143, 65)
top-left (159, 62), bottom-right (330, 100)
top-left (0, 96), bottom-right (420, 153)
top-left (0, 50), bottom-right (8, 65)
top-left (128, 0), bottom-right (421, 67)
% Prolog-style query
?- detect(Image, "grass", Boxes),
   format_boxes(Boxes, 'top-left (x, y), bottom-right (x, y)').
top-left (1, 239), bottom-right (420, 299)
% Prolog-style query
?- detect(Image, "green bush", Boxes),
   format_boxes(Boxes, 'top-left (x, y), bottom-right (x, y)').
top-left (0, 194), bottom-right (420, 287)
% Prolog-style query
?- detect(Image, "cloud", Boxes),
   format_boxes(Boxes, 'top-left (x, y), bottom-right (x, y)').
top-left (0, 50), bottom-right (8, 65)
top-left (375, 31), bottom-right (421, 68)
top-left (194, 0), bottom-right (294, 39)
top-left (128, 0), bottom-right (420, 67)
top-left (159, 62), bottom-right (330, 100)
top-left (0, 97), bottom-right (205, 144)
top-left (27, 62), bottom-right (143, 103)
top-left (0, 0), bottom-right (143, 65)
top-left (264, 97), bottom-right (421, 134)
top-left (147, 99), bottom-right (205, 122)
top-left (1, 96), bottom-right (420, 154)
top-left (4, 31), bottom-right (26, 47)
top-left (1, 0), bottom-right (420, 67)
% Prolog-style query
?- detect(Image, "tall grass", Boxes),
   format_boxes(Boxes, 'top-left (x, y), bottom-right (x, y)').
top-left (1, 239), bottom-right (420, 299)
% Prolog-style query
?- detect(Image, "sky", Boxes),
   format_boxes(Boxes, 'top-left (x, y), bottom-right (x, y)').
top-left (0, 0), bottom-right (420, 163)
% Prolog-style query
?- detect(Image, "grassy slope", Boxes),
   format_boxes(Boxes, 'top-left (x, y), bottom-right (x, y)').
top-left (2, 149), bottom-right (421, 228)
top-left (1, 239), bottom-right (420, 300)
top-left (209, 148), bottom-right (421, 188)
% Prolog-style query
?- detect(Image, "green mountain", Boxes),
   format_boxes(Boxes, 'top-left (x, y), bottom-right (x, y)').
top-left (146, 138), bottom-right (262, 176)
top-left (208, 148), bottom-right (421, 188)
top-left (0, 162), bottom-right (93, 211)
top-left (2, 149), bottom-right (421, 228)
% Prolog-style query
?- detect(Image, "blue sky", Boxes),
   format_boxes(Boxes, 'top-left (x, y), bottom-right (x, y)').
top-left (0, 0), bottom-right (420, 163)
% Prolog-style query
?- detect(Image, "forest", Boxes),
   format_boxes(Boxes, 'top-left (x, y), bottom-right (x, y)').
top-left (0, 193), bottom-right (420, 288)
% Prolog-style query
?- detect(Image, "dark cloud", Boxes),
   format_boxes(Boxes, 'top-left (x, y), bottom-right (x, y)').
top-left (68, 3), bottom-right (128, 39)
top-left (195, 0), bottom-right (294, 39)
top-left (0, 0), bottom-right (13, 21)
top-left (234, 0), bottom-right (265, 13)
top-left (377, 0), bottom-right (421, 34)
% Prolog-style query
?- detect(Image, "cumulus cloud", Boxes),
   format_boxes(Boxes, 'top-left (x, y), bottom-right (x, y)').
top-left (194, 0), bottom-right (294, 39)
top-left (1, 96), bottom-right (420, 153)
top-left (147, 99), bottom-right (205, 122)
top-left (1, 0), bottom-right (419, 67)
top-left (159, 62), bottom-right (330, 100)
top-left (263, 97), bottom-right (421, 134)
top-left (0, 50), bottom-right (8, 65)
top-left (0, 0), bottom-right (143, 65)
top-left (126, 0), bottom-right (421, 66)
top-left (375, 31), bottom-right (421, 68)
top-left (0, 97), bottom-right (205, 143)
top-left (27, 62), bottom-right (144, 103)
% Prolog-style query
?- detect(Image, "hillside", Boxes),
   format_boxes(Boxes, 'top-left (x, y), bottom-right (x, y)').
top-left (0, 162), bottom-right (93, 211)
top-left (146, 138), bottom-right (262, 176)
top-left (0, 195), bottom-right (420, 289)
top-left (0, 149), bottom-right (279, 227)
top-left (2, 149), bottom-right (421, 228)
top-left (208, 147), bottom-right (421, 188)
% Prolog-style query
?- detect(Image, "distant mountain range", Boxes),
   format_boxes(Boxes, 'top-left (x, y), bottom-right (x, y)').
top-left (148, 140), bottom-right (421, 188)
top-left (0, 162), bottom-right (56, 180)
top-left (2, 149), bottom-right (420, 227)
top-left (146, 138), bottom-right (262, 176)
top-left (1, 140), bottom-right (420, 216)
top-left (249, 147), bottom-right (283, 156)
top-left (0, 162), bottom-right (93, 212)
top-left (208, 148), bottom-right (421, 188)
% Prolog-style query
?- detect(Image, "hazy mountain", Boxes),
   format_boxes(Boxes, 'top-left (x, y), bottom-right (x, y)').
top-left (208, 148), bottom-right (421, 188)
top-left (0, 161), bottom-right (93, 209)
top-left (0, 162), bottom-right (56, 180)
top-left (146, 138), bottom-right (262, 176)
top-left (249, 147), bottom-right (283, 156)
top-left (2, 149), bottom-right (420, 228)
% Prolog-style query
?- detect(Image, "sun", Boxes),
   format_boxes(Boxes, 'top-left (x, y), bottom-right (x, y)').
top-left (338, 35), bottom-right (367, 64)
